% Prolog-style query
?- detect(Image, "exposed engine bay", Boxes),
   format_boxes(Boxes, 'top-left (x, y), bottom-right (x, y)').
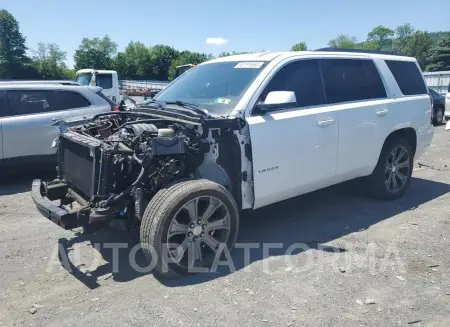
top-left (40, 109), bottom-right (247, 229)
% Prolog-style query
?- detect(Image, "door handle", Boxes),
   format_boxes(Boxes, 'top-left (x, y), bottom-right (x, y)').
top-left (316, 119), bottom-right (335, 127)
top-left (376, 109), bottom-right (389, 116)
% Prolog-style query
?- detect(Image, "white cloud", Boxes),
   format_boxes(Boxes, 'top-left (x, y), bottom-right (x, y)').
top-left (205, 37), bottom-right (228, 46)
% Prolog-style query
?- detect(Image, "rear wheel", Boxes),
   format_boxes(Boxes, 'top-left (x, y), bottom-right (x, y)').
top-left (140, 179), bottom-right (239, 279)
top-left (367, 138), bottom-right (413, 200)
top-left (433, 108), bottom-right (444, 126)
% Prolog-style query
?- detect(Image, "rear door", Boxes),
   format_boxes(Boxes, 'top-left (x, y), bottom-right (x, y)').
top-left (320, 57), bottom-right (389, 179)
top-left (2, 89), bottom-right (72, 160)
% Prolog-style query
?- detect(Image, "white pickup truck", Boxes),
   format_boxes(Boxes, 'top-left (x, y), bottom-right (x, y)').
top-left (32, 50), bottom-right (433, 278)
top-left (75, 69), bottom-right (121, 105)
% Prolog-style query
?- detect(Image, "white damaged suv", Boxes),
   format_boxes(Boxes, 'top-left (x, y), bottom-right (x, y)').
top-left (32, 50), bottom-right (434, 278)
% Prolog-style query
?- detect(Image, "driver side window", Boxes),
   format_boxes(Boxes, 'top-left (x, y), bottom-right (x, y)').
top-left (256, 59), bottom-right (325, 114)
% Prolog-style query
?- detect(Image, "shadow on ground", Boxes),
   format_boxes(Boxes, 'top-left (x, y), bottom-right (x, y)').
top-left (0, 170), bottom-right (56, 196)
top-left (57, 177), bottom-right (450, 289)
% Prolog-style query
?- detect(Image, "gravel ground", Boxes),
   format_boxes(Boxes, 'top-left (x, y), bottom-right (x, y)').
top-left (1, 127), bottom-right (450, 327)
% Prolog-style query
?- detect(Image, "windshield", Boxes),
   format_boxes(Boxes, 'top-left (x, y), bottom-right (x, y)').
top-left (154, 61), bottom-right (268, 116)
top-left (75, 73), bottom-right (92, 86)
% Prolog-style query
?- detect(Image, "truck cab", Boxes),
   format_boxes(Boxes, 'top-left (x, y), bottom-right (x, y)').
top-left (75, 69), bottom-right (120, 104)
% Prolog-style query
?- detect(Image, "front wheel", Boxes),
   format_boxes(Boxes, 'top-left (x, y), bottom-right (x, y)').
top-left (367, 138), bottom-right (413, 200)
top-left (140, 179), bottom-right (239, 279)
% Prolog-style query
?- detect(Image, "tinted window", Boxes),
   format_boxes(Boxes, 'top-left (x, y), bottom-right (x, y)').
top-left (260, 59), bottom-right (325, 109)
top-left (7, 90), bottom-right (59, 116)
top-left (96, 74), bottom-right (113, 89)
top-left (56, 91), bottom-right (91, 110)
top-left (0, 91), bottom-right (5, 117)
top-left (321, 59), bottom-right (386, 104)
top-left (385, 60), bottom-right (427, 96)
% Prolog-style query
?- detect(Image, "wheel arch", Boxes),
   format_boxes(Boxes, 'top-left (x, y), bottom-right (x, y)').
top-left (384, 127), bottom-right (417, 156)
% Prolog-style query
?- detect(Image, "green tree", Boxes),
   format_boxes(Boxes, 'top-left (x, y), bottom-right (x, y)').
top-left (0, 9), bottom-right (31, 78)
top-left (168, 50), bottom-right (209, 80)
top-left (426, 32), bottom-right (450, 72)
top-left (31, 43), bottom-right (68, 79)
top-left (149, 45), bottom-right (180, 80)
top-left (114, 41), bottom-right (153, 79)
top-left (367, 25), bottom-right (395, 50)
top-left (63, 68), bottom-right (76, 80)
top-left (328, 34), bottom-right (358, 48)
top-left (74, 35), bottom-right (117, 70)
top-left (291, 42), bottom-right (307, 51)
top-left (393, 23), bottom-right (415, 52)
top-left (356, 41), bottom-right (379, 50)
top-left (403, 31), bottom-right (433, 69)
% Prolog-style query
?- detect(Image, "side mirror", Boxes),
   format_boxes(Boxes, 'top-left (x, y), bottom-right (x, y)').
top-left (255, 91), bottom-right (297, 112)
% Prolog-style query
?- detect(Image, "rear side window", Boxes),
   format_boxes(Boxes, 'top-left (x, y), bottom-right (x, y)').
top-left (321, 59), bottom-right (387, 104)
top-left (6, 90), bottom-right (59, 116)
top-left (260, 59), bottom-right (326, 109)
top-left (385, 60), bottom-right (427, 96)
top-left (55, 91), bottom-right (91, 110)
top-left (96, 74), bottom-right (113, 89)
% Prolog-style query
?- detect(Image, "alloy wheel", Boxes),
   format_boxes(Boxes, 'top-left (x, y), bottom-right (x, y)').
top-left (384, 145), bottom-right (410, 193)
top-left (166, 196), bottom-right (231, 268)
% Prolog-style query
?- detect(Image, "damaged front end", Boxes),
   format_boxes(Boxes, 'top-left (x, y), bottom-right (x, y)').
top-left (32, 108), bottom-right (246, 231)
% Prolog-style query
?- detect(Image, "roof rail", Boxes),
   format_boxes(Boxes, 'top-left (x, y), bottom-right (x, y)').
top-left (315, 47), bottom-right (408, 57)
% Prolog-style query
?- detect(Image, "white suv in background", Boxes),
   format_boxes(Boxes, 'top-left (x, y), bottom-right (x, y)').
top-left (33, 50), bottom-right (434, 278)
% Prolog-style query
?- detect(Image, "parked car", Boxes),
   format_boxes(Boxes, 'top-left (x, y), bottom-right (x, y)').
top-left (445, 83), bottom-right (450, 121)
top-left (429, 88), bottom-right (445, 125)
top-left (0, 84), bottom-right (116, 169)
top-left (32, 50), bottom-right (433, 278)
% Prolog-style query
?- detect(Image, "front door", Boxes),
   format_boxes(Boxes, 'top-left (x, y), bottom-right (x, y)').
top-left (2, 89), bottom-right (72, 160)
top-left (246, 59), bottom-right (339, 209)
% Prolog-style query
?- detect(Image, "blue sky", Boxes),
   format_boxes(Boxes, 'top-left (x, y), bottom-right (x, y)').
top-left (2, 0), bottom-right (449, 67)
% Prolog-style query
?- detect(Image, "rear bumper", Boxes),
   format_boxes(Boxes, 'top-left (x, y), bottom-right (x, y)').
top-left (415, 123), bottom-right (434, 160)
top-left (31, 179), bottom-right (88, 230)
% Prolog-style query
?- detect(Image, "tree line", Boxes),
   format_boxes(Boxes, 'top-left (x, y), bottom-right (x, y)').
top-left (1, 9), bottom-right (449, 82)
top-left (308, 24), bottom-right (450, 72)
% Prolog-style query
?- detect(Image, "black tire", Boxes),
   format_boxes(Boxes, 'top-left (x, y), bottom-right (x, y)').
top-left (140, 179), bottom-right (239, 279)
top-left (433, 108), bottom-right (444, 126)
top-left (367, 137), bottom-right (414, 200)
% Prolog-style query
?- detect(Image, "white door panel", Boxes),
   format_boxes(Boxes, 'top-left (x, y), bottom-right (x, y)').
top-left (336, 101), bottom-right (388, 178)
top-left (247, 108), bottom-right (338, 209)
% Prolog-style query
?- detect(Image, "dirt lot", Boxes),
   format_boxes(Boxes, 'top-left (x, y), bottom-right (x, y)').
top-left (1, 127), bottom-right (450, 327)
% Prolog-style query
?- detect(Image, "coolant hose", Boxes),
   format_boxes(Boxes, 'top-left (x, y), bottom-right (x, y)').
top-left (105, 166), bottom-right (147, 206)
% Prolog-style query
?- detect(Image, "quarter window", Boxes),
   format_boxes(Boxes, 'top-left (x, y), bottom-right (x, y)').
top-left (321, 59), bottom-right (387, 104)
top-left (384, 60), bottom-right (427, 96)
top-left (55, 91), bottom-right (91, 110)
top-left (259, 59), bottom-right (326, 110)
